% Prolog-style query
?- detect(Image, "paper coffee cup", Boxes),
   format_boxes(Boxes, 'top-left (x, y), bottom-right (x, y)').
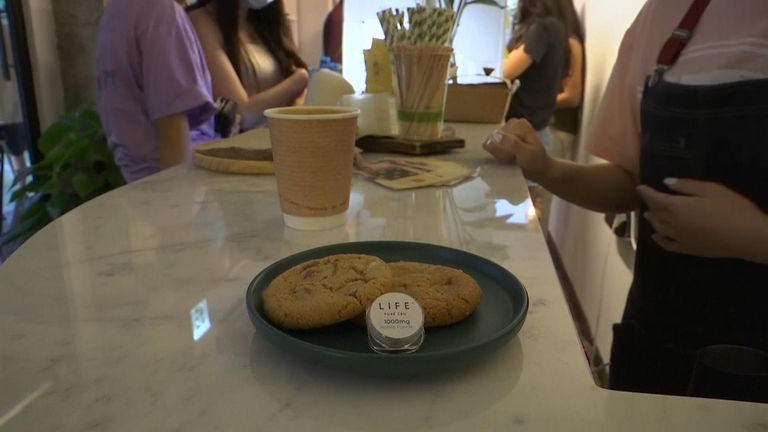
top-left (264, 106), bottom-right (360, 230)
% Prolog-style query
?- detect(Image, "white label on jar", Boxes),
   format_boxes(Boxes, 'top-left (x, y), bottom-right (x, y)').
top-left (368, 292), bottom-right (424, 339)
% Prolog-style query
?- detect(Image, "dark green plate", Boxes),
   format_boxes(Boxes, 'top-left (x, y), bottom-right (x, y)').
top-left (246, 241), bottom-right (528, 375)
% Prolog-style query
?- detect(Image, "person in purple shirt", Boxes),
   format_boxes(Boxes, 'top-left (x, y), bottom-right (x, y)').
top-left (95, 0), bottom-right (219, 183)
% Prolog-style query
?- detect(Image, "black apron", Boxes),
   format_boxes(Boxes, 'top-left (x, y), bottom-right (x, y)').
top-left (608, 0), bottom-right (768, 400)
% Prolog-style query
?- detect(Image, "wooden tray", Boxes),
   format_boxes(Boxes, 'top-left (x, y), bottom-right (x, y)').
top-left (355, 135), bottom-right (465, 155)
top-left (194, 128), bottom-right (274, 175)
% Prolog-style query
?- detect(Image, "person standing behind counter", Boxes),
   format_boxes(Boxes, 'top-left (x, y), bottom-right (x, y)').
top-left (188, 0), bottom-right (308, 131)
top-left (486, 0), bottom-right (768, 401)
top-left (502, 0), bottom-right (570, 152)
top-left (550, 0), bottom-right (584, 161)
top-left (95, 0), bottom-right (218, 183)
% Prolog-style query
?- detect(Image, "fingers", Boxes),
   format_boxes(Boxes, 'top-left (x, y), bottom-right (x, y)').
top-left (636, 185), bottom-right (674, 212)
top-left (484, 119), bottom-right (547, 171)
top-left (663, 177), bottom-right (721, 197)
top-left (500, 118), bottom-right (538, 144)
top-left (643, 211), bottom-right (674, 238)
top-left (639, 185), bottom-right (682, 252)
top-left (644, 205), bottom-right (683, 252)
top-left (483, 130), bottom-right (520, 163)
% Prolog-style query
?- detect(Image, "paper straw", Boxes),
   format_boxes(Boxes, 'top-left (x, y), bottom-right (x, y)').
top-left (378, 6), bottom-right (456, 47)
top-left (377, 10), bottom-right (393, 46)
top-left (376, 6), bottom-right (455, 138)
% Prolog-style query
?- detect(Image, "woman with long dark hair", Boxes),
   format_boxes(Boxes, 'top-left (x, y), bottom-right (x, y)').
top-left (503, 0), bottom-right (571, 151)
top-left (550, 0), bottom-right (584, 162)
top-left (188, 0), bottom-right (308, 130)
top-left (554, 0), bottom-right (583, 110)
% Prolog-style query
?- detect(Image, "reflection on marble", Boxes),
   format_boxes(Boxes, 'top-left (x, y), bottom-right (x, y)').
top-left (0, 123), bottom-right (765, 431)
top-left (494, 198), bottom-right (537, 225)
top-left (247, 334), bottom-right (524, 431)
top-left (190, 299), bottom-right (212, 342)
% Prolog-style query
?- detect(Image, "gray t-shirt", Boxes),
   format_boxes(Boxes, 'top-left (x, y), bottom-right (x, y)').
top-left (505, 17), bottom-right (566, 130)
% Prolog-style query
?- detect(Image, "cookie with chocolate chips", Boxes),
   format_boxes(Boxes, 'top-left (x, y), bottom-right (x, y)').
top-left (387, 262), bottom-right (482, 327)
top-left (263, 254), bottom-right (393, 329)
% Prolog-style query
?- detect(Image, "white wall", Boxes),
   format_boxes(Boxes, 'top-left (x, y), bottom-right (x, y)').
top-left (452, 3), bottom-right (507, 78)
top-left (548, 0), bottom-right (646, 365)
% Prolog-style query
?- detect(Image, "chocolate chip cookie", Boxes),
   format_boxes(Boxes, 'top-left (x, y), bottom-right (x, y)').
top-left (263, 254), bottom-right (393, 329)
top-left (388, 262), bottom-right (482, 327)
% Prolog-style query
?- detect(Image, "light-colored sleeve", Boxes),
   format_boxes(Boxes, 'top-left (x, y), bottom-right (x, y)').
top-left (587, 2), bottom-right (657, 178)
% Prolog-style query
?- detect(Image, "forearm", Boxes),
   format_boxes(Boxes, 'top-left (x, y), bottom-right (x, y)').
top-left (293, 88), bottom-right (307, 106)
top-left (556, 38), bottom-right (584, 109)
top-left (556, 90), bottom-right (580, 109)
top-left (154, 114), bottom-right (190, 169)
top-left (531, 159), bottom-right (640, 214)
top-left (503, 45), bottom-right (533, 81)
top-left (240, 72), bottom-right (307, 119)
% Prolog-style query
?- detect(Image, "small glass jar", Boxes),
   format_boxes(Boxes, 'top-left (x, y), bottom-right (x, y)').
top-left (366, 292), bottom-right (425, 354)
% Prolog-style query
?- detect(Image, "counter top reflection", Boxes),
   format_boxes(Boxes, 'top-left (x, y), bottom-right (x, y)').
top-left (0, 123), bottom-right (765, 431)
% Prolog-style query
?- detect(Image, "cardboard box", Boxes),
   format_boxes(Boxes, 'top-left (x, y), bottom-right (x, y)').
top-left (444, 78), bottom-right (514, 124)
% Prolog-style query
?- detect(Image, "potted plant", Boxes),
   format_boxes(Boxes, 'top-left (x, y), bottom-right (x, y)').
top-left (0, 106), bottom-right (124, 249)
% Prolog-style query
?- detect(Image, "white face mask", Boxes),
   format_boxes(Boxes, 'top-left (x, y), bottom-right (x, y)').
top-left (242, 0), bottom-right (274, 10)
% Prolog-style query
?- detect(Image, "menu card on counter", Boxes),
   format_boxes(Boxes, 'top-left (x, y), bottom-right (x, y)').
top-left (355, 157), bottom-right (474, 190)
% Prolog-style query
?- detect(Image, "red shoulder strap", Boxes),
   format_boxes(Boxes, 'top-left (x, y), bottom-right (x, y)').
top-left (656, 0), bottom-right (712, 68)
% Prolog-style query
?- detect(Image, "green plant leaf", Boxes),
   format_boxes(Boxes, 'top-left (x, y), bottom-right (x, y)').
top-left (37, 121), bottom-right (71, 155)
top-left (8, 105), bottom-right (123, 249)
top-left (79, 106), bottom-right (102, 128)
top-left (8, 188), bottom-right (26, 203)
top-left (71, 172), bottom-right (104, 199)
top-left (67, 137), bottom-right (90, 158)
top-left (47, 138), bottom-right (88, 172)
top-left (44, 176), bottom-right (62, 194)
top-left (35, 135), bottom-right (73, 169)
top-left (19, 192), bottom-right (51, 215)
top-left (106, 167), bottom-right (125, 187)
top-left (45, 191), bottom-right (80, 219)
top-left (85, 151), bottom-right (110, 165)
top-left (8, 177), bottom-right (47, 203)
top-left (9, 165), bottom-right (35, 188)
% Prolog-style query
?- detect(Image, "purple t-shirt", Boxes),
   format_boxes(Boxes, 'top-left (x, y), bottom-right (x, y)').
top-left (95, 0), bottom-right (218, 182)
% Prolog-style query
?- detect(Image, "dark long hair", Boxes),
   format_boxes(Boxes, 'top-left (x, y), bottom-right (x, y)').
top-left (189, 0), bottom-right (306, 79)
top-left (557, 0), bottom-right (583, 42)
top-left (508, 0), bottom-right (571, 78)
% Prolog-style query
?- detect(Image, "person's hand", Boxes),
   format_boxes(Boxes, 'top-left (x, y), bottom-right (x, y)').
top-left (637, 178), bottom-right (768, 262)
top-left (482, 118), bottom-right (552, 181)
top-left (290, 68), bottom-right (309, 92)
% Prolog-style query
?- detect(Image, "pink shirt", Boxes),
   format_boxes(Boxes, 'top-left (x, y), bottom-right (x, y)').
top-left (588, 0), bottom-right (768, 177)
top-left (95, 0), bottom-right (218, 182)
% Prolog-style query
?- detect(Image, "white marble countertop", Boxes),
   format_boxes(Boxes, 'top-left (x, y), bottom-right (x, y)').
top-left (0, 123), bottom-right (765, 431)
